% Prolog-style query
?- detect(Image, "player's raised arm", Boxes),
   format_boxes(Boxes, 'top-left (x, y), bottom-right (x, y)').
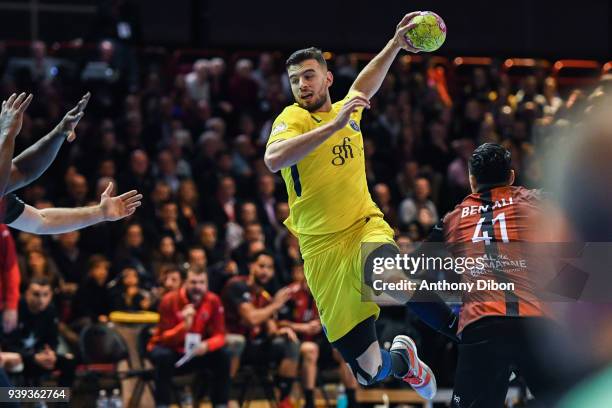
top-left (6, 92), bottom-right (90, 194)
top-left (0, 93), bottom-right (33, 197)
top-left (349, 12), bottom-right (421, 99)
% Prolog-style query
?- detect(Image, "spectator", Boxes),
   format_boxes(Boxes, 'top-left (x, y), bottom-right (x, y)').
top-left (255, 174), bottom-right (279, 228)
top-left (3, 278), bottom-right (76, 386)
top-left (222, 250), bottom-right (298, 408)
top-left (148, 268), bottom-right (230, 408)
top-left (186, 59), bottom-right (211, 103)
top-left (0, 225), bottom-right (19, 334)
top-left (21, 249), bottom-right (61, 291)
top-left (114, 222), bottom-right (151, 276)
top-left (399, 177), bottom-right (439, 230)
top-left (109, 265), bottom-right (151, 311)
top-left (373, 183), bottom-right (398, 229)
top-left (196, 222), bottom-right (225, 267)
top-left (71, 255), bottom-right (112, 326)
top-left (278, 262), bottom-right (322, 408)
top-left (186, 246), bottom-right (207, 273)
top-left (228, 59), bottom-right (259, 113)
top-left (50, 231), bottom-right (89, 290)
top-left (151, 235), bottom-right (184, 280)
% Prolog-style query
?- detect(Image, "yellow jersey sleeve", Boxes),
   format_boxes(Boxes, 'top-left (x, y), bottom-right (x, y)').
top-left (333, 89), bottom-right (368, 122)
top-left (267, 106), bottom-right (307, 147)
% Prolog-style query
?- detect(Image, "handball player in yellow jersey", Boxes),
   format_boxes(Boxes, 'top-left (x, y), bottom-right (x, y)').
top-left (265, 12), bottom-right (458, 399)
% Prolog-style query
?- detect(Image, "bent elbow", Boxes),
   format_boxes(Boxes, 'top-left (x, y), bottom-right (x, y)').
top-left (264, 151), bottom-right (281, 173)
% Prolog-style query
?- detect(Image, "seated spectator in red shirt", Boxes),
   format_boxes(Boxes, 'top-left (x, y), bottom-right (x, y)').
top-left (109, 265), bottom-right (151, 312)
top-left (222, 250), bottom-right (297, 408)
top-left (147, 268), bottom-right (230, 408)
top-left (2, 278), bottom-right (76, 387)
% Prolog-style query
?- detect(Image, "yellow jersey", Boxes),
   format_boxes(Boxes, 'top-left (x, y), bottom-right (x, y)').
top-left (267, 91), bottom-right (382, 237)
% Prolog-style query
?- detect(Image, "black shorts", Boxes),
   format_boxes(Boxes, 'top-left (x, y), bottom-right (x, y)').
top-left (451, 316), bottom-right (564, 408)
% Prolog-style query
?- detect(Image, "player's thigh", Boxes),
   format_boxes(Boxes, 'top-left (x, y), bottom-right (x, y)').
top-left (303, 241), bottom-right (379, 343)
top-left (451, 338), bottom-right (511, 408)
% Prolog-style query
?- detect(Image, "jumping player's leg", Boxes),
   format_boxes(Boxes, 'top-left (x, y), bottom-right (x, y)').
top-left (363, 242), bottom-right (459, 342)
top-left (331, 315), bottom-right (436, 399)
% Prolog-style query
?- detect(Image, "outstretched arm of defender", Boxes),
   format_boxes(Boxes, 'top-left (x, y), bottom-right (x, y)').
top-left (349, 12), bottom-right (421, 99)
top-left (264, 96), bottom-right (369, 172)
top-left (8, 182), bottom-right (142, 234)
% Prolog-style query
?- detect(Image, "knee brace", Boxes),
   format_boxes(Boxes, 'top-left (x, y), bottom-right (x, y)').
top-left (345, 344), bottom-right (392, 386)
top-left (331, 316), bottom-right (391, 386)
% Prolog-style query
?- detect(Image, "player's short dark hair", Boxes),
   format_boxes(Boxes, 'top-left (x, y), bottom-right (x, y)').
top-left (468, 143), bottom-right (512, 188)
top-left (286, 47), bottom-right (327, 69)
top-left (248, 249), bottom-right (274, 265)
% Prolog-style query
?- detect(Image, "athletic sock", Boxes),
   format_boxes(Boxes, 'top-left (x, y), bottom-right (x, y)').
top-left (373, 349), bottom-right (392, 382)
top-left (278, 376), bottom-right (295, 400)
top-left (303, 389), bottom-right (314, 408)
top-left (390, 350), bottom-right (409, 378)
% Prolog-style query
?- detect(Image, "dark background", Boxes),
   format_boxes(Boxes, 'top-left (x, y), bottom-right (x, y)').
top-left (0, 0), bottom-right (610, 58)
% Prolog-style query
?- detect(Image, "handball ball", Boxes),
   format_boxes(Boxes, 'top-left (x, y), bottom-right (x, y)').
top-left (404, 11), bottom-right (446, 52)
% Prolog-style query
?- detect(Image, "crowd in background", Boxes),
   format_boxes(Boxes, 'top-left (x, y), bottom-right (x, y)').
top-left (0, 36), bottom-right (609, 405)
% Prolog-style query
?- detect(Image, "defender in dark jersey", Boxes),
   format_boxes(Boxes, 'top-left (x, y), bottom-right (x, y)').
top-left (428, 143), bottom-right (561, 408)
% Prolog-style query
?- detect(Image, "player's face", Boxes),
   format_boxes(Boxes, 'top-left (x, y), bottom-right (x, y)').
top-left (287, 59), bottom-right (332, 112)
top-left (251, 254), bottom-right (275, 286)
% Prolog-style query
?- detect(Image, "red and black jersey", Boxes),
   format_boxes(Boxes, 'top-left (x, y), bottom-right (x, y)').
top-left (433, 186), bottom-right (548, 332)
top-left (221, 276), bottom-right (272, 340)
top-left (278, 282), bottom-right (319, 341)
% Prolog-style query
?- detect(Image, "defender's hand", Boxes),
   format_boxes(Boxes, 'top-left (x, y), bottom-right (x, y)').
top-left (0, 93), bottom-right (33, 139)
top-left (58, 92), bottom-right (90, 142)
top-left (99, 182), bottom-right (143, 221)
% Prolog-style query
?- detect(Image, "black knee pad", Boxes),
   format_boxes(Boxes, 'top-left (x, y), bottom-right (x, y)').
top-left (331, 316), bottom-right (381, 385)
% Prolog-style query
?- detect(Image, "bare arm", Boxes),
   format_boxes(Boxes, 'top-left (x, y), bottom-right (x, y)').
top-left (8, 182), bottom-right (142, 234)
top-left (0, 93), bottom-right (33, 196)
top-left (238, 302), bottom-right (283, 327)
top-left (349, 12), bottom-right (421, 99)
top-left (237, 286), bottom-right (293, 327)
top-left (264, 96), bottom-right (370, 172)
top-left (7, 93), bottom-right (90, 193)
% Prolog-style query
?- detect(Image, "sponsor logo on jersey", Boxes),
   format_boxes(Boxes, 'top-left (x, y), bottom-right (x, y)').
top-left (331, 137), bottom-right (354, 166)
top-left (349, 119), bottom-right (360, 132)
